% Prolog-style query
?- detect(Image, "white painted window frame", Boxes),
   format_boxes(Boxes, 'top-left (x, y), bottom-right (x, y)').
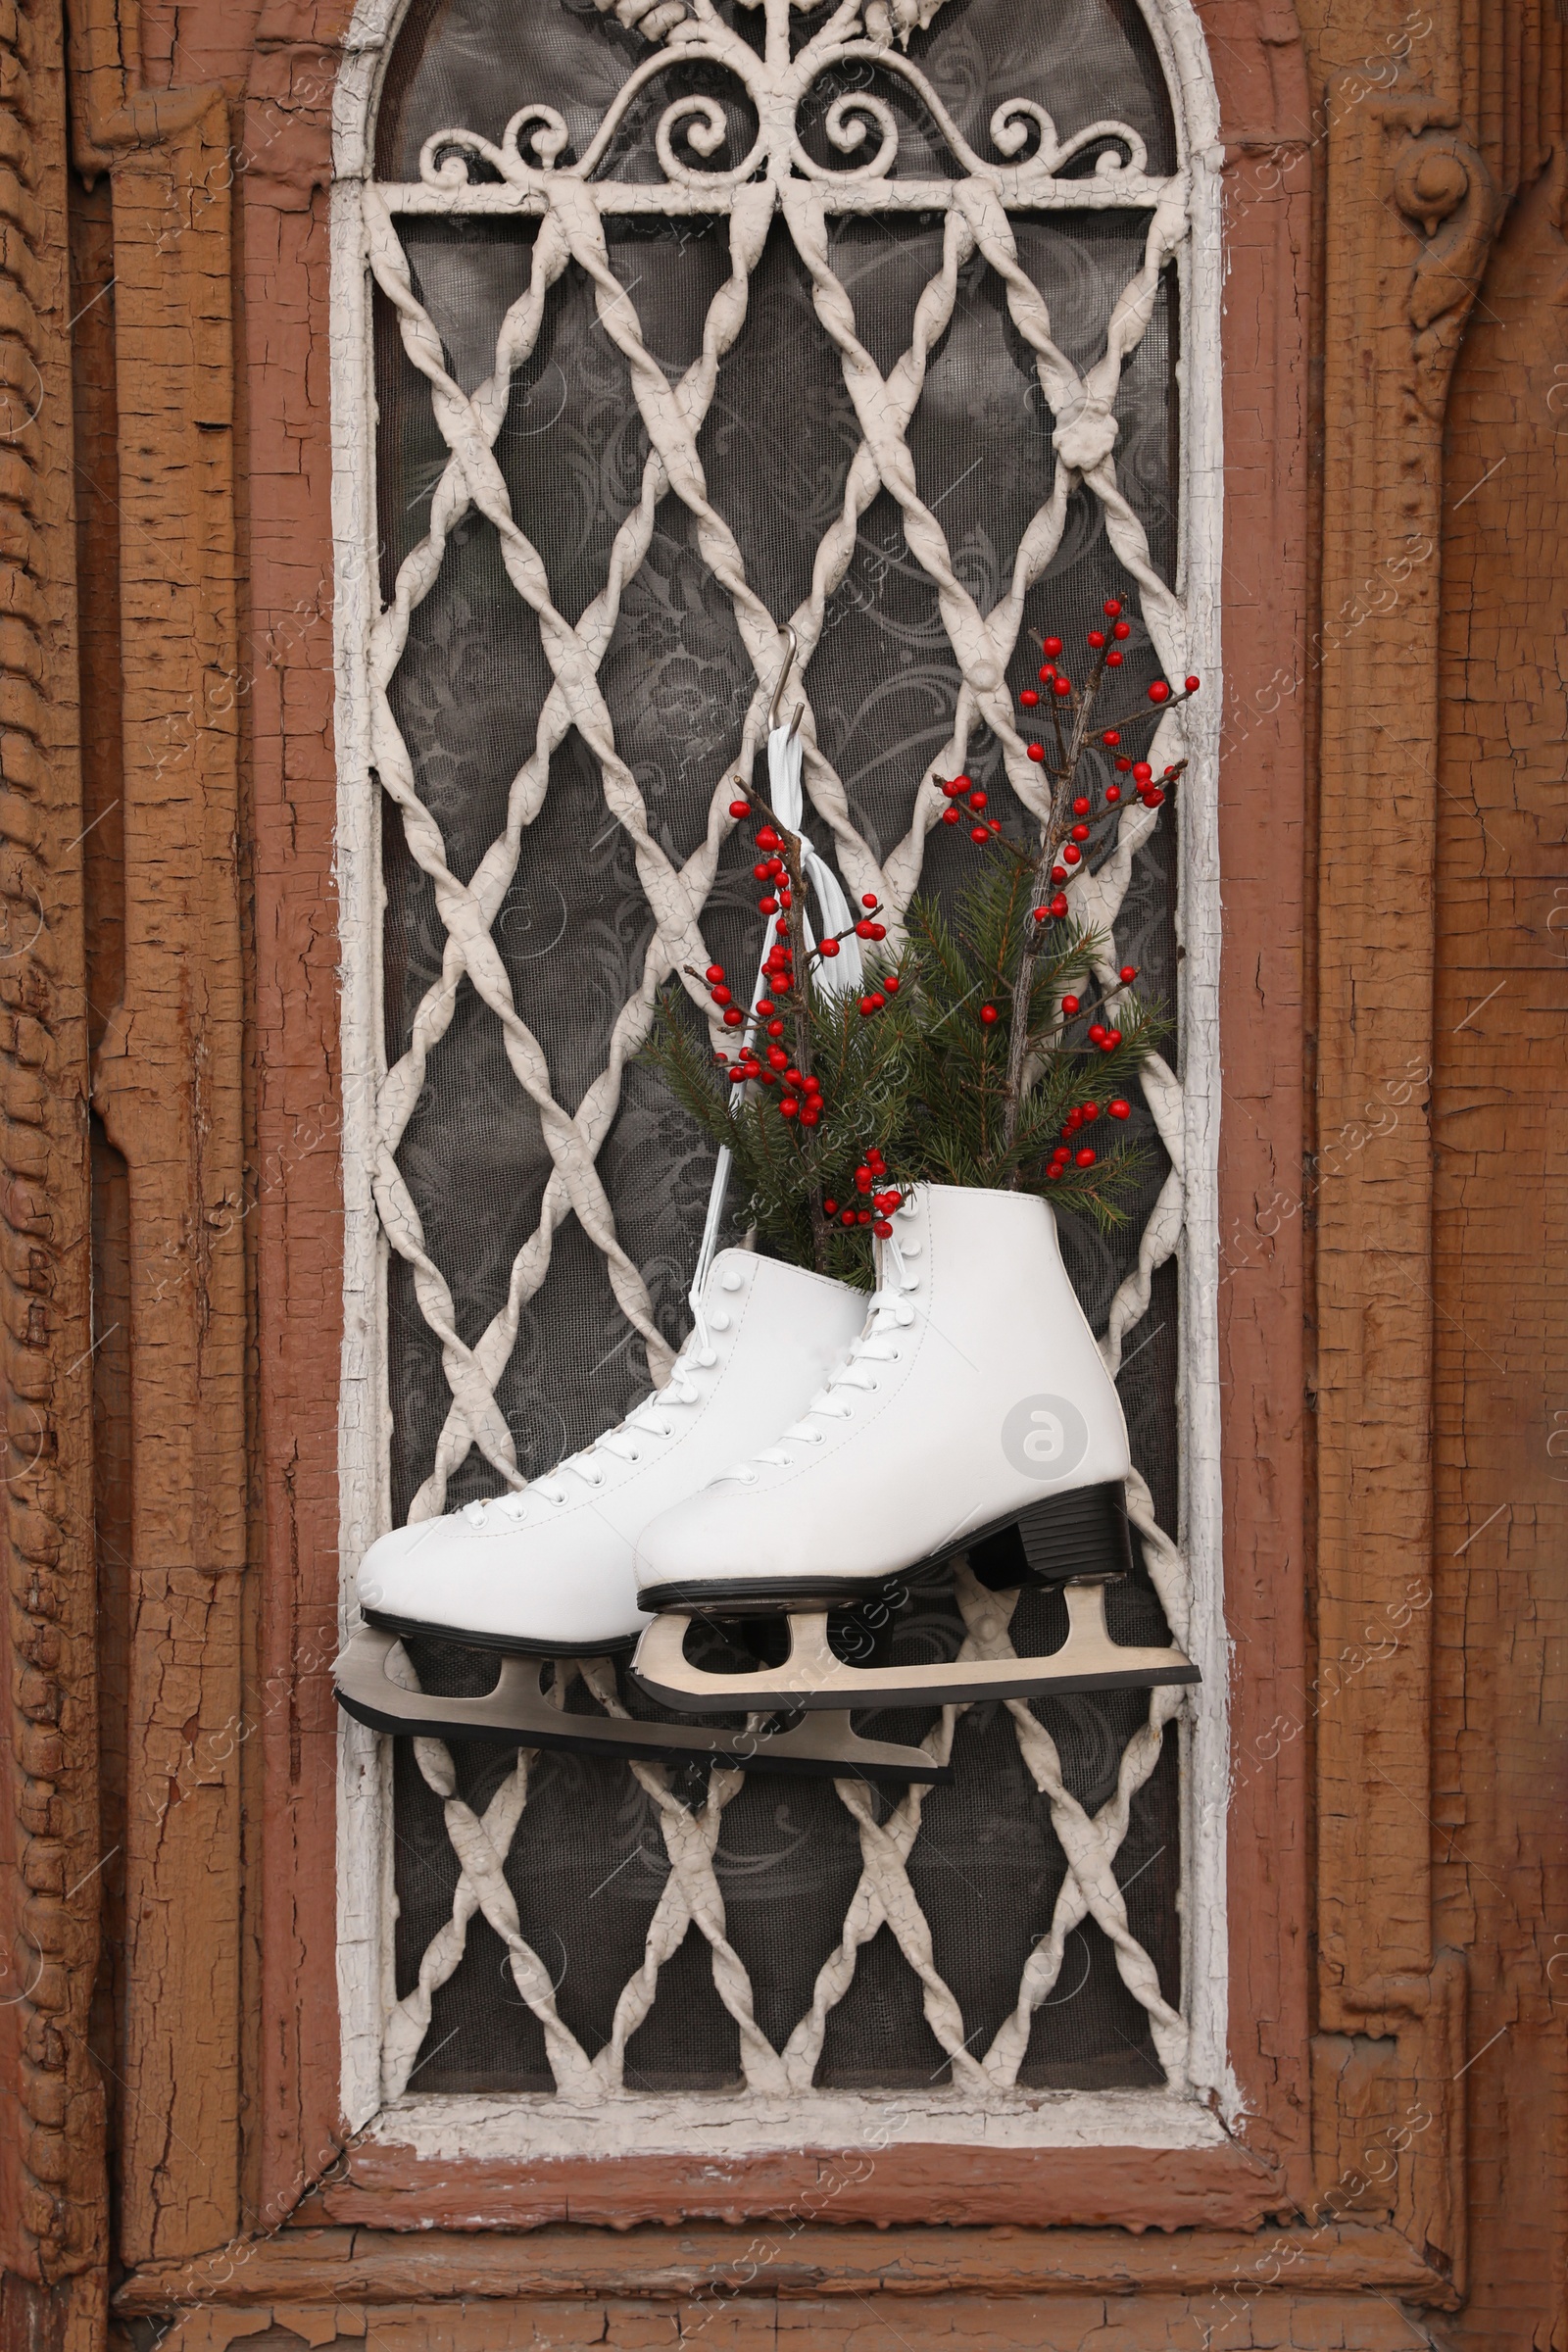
top-left (329, 0), bottom-right (1234, 2157)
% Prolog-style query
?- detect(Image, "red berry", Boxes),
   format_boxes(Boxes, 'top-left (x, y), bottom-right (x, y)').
top-left (1073, 797), bottom-right (1091, 816)
top-left (1185, 675), bottom-right (1200, 694)
top-left (1114, 758), bottom-right (1132, 773)
top-left (801, 1104), bottom-right (820, 1126)
top-left (1060, 995), bottom-right (1081, 1015)
top-left (1109, 1099), bottom-right (1131, 1119)
top-left (1075, 1148), bottom-right (1096, 1169)
top-left (882, 976), bottom-right (900, 994)
top-left (858, 996), bottom-right (879, 1017)
top-left (759, 896), bottom-right (778, 914)
top-left (766, 1018), bottom-right (785, 1038)
top-left (1050, 893), bottom-right (1068, 916)
top-left (1088, 630), bottom-right (1105, 649)
top-left (779, 1097), bottom-right (800, 1118)
top-left (1119, 964), bottom-right (1138, 983)
top-left (758, 999), bottom-right (774, 1015)
top-left (767, 1045), bottom-right (788, 1069)
top-left (705, 962), bottom-right (725, 983)
top-left (803, 1074), bottom-right (821, 1094)
top-left (1088, 1022), bottom-right (1107, 1045)
top-left (1103, 599), bottom-right (1122, 617)
top-left (729, 799), bottom-right (751, 819)
top-left (1026, 743), bottom-right (1046, 764)
top-left (861, 893), bottom-right (878, 909)
top-left (967, 789), bottom-right (987, 810)
top-left (1038, 664), bottom-right (1055, 684)
top-left (1071, 823), bottom-right (1090, 843)
top-left (1082, 1102), bottom-right (1100, 1120)
top-left (1032, 906), bottom-right (1049, 923)
top-left (858, 1210), bottom-right (872, 1225)
top-left (772, 975), bottom-right (791, 992)
top-left (712, 987), bottom-right (734, 1009)
top-left (1134, 761), bottom-right (1152, 783)
top-left (819, 936), bottom-right (841, 957)
top-left (1043, 637), bottom-right (1063, 658)
top-left (872, 1218), bottom-right (893, 1239)
top-left (1062, 846), bottom-right (1080, 866)
top-left (757, 1067), bottom-right (775, 1085)
top-left (757, 826), bottom-right (780, 848)
top-left (1149, 681), bottom-right (1171, 705)
top-left (1106, 1028), bottom-right (1122, 1048)
top-left (867, 991), bottom-right (886, 1010)
top-left (1102, 730), bottom-right (1120, 747)
top-left (979, 1004), bottom-right (1000, 1026)
top-left (1105, 785), bottom-right (1122, 804)
top-left (840, 1209), bottom-right (856, 1227)
top-left (1053, 677), bottom-right (1071, 698)
top-left (970, 825), bottom-right (990, 843)
top-left (753, 862), bottom-right (771, 881)
top-left (941, 776), bottom-right (966, 798)
top-left (722, 1006), bottom-right (744, 1028)
top-left (1113, 621), bottom-right (1130, 639)
top-left (1065, 1109), bottom-right (1083, 1131)
top-left (729, 1067), bottom-right (747, 1083)
top-left (785, 1067), bottom-right (805, 1086)
top-left (952, 775), bottom-right (971, 792)
top-left (855, 919), bottom-right (874, 939)
top-left (942, 807), bottom-right (960, 825)
top-left (1047, 1165), bottom-right (1064, 1182)
top-left (823, 1198), bottom-right (839, 1215)
top-left (868, 921), bottom-right (887, 940)
top-left (1106, 650), bottom-right (1123, 666)
top-left (1051, 863), bottom-right (1067, 883)
top-left (1020, 689), bottom-right (1040, 708)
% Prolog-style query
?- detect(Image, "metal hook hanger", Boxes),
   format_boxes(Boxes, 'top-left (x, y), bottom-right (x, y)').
top-left (766, 625), bottom-right (798, 732)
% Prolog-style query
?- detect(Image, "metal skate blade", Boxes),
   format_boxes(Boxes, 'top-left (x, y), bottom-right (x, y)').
top-left (633, 1581), bottom-right (1201, 1712)
top-left (333, 1626), bottom-right (948, 1785)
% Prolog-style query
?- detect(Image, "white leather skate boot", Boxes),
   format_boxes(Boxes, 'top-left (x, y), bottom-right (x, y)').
top-left (335, 1250), bottom-right (949, 1779)
top-left (631, 1183), bottom-right (1199, 1711)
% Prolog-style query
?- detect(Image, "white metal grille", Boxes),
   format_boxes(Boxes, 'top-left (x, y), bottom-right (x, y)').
top-left (332, 0), bottom-right (1231, 2135)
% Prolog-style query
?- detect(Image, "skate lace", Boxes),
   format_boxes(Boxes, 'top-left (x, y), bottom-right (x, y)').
top-left (461, 1326), bottom-right (719, 1523)
top-left (750, 1232), bottom-right (920, 1466)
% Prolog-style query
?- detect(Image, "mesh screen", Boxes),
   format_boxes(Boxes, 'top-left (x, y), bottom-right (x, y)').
top-left (367, 0), bottom-right (1195, 2103)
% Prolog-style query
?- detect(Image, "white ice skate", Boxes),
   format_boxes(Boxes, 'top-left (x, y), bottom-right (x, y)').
top-left (631, 1183), bottom-right (1200, 1713)
top-left (335, 1247), bottom-right (953, 1780)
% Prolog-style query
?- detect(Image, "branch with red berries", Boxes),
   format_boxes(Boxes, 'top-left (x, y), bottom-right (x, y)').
top-left (641, 608), bottom-right (1181, 1277)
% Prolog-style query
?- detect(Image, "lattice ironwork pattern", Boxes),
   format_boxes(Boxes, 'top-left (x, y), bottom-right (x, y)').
top-left (360, 0), bottom-right (1203, 2105)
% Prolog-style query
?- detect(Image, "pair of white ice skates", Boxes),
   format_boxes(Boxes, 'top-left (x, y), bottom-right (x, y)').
top-left (335, 1183), bottom-right (1199, 1785)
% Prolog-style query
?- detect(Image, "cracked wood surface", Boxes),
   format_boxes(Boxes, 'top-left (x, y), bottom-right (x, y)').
top-left (1433, 147), bottom-right (1568, 2351)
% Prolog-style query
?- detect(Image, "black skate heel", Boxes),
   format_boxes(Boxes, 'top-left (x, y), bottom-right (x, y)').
top-left (968, 1480), bottom-right (1134, 1591)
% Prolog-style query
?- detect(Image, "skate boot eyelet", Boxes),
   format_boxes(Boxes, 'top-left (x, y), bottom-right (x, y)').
top-left (720, 1267), bottom-right (745, 1293)
top-left (710, 1311), bottom-right (731, 1333)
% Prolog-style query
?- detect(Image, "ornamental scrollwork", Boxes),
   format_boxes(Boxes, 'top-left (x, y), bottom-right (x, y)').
top-left (417, 0), bottom-right (1155, 203)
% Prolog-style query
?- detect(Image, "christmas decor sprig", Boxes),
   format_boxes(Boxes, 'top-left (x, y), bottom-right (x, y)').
top-left (642, 605), bottom-right (1198, 1281)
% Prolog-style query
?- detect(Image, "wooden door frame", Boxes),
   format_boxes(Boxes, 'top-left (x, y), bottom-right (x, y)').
top-left (2, 0), bottom-right (1558, 2341)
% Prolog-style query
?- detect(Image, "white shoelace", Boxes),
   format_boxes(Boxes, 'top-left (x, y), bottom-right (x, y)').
top-left (748, 1232), bottom-right (921, 1468)
top-left (459, 1333), bottom-right (719, 1523)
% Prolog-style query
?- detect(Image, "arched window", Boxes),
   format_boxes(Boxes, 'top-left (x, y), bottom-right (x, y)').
top-left (333, 0), bottom-right (1225, 2145)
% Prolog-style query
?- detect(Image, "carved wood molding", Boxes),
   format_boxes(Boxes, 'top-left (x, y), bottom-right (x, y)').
top-left (62, 0), bottom-right (250, 2277)
top-left (1312, 72), bottom-right (1496, 2290)
top-left (0, 0), bottom-right (105, 2315)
